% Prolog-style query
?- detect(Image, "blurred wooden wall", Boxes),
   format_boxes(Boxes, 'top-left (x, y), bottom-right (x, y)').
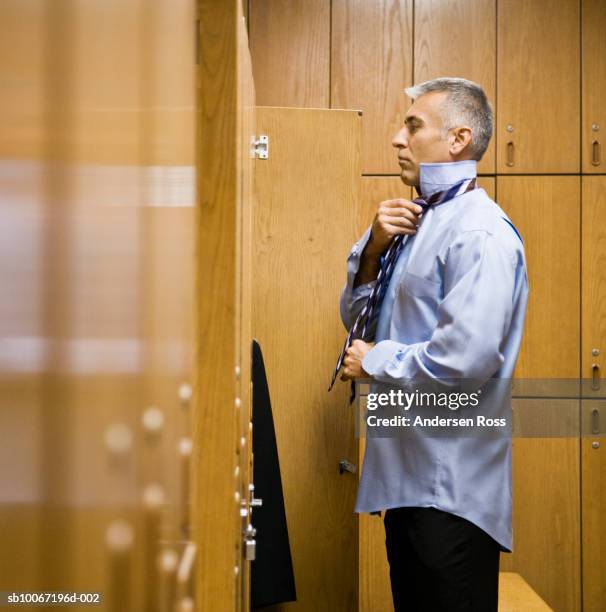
top-left (0, 0), bottom-right (197, 609)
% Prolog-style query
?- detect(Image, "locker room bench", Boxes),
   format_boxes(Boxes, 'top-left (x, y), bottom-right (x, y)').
top-left (499, 572), bottom-right (552, 611)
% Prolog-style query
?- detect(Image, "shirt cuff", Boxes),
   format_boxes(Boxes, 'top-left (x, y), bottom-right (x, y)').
top-left (347, 227), bottom-right (373, 275)
top-left (362, 340), bottom-right (409, 381)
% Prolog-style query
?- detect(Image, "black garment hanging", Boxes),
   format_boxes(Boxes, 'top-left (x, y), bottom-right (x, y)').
top-left (250, 339), bottom-right (297, 609)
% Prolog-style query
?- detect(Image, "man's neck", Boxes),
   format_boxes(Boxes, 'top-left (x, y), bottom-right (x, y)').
top-left (418, 160), bottom-right (477, 199)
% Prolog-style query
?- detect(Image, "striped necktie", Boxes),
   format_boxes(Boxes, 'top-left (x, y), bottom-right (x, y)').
top-left (328, 177), bottom-right (477, 392)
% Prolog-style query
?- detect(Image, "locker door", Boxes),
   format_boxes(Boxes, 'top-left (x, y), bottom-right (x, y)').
top-left (497, 0), bottom-right (580, 173)
top-left (196, 0), bottom-right (255, 610)
top-left (414, 0), bottom-right (496, 174)
top-left (253, 107), bottom-right (361, 611)
top-left (249, 0), bottom-right (330, 108)
top-left (331, 0), bottom-right (414, 174)
top-left (497, 176), bottom-right (581, 612)
top-left (497, 177), bottom-right (580, 380)
top-left (582, 0), bottom-right (606, 173)
top-left (581, 176), bottom-right (606, 611)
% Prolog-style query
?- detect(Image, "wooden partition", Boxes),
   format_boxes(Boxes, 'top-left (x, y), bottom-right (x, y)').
top-left (253, 106), bottom-right (362, 611)
top-left (196, 0), bottom-right (255, 610)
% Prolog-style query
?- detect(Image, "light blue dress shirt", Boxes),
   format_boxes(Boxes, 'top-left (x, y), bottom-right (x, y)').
top-left (339, 160), bottom-right (529, 551)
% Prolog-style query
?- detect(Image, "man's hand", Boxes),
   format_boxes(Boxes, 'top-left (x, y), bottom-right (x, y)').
top-left (341, 340), bottom-right (375, 381)
top-left (367, 199), bottom-right (424, 257)
top-left (354, 199), bottom-right (423, 287)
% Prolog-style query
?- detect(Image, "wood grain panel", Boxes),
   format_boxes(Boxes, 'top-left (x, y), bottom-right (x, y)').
top-left (414, 0), bottom-right (496, 174)
top-left (253, 107), bottom-right (361, 611)
top-left (331, 0), bottom-right (413, 174)
top-left (249, 0), bottom-right (330, 107)
top-left (581, 401), bottom-right (606, 612)
top-left (1, 0), bottom-right (197, 605)
top-left (236, 6), bottom-right (256, 604)
top-left (581, 179), bottom-right (606, 612)
top-left (582, 0), bottom-right (606, 173)
top-left (195, 0), bottom-right (241, 609)
top-left (478, 176), bottom-right (495, 200)
top-left (497, 0), bottom-right (580, 173)
top-left (497, 177), bottom-right (580, 379)
top-left (358, 485), bottom-right (393, 612)
top-left (500, 400), bottom-right (581, 612)
top-left (582, 177), bottom-right (606, 392)
top-left (0, 0), bottom-right (196, 165)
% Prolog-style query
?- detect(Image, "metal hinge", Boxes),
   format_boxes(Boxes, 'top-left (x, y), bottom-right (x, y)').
top-left (252, 135), bottom-right (269, 159)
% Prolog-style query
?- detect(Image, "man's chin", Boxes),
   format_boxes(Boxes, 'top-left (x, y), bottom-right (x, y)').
top-left (399, 170), bottom-right (418, 187)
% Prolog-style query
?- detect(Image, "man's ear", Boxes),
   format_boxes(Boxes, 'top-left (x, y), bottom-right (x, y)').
top-left (450, 126), bottom-right (472, 156)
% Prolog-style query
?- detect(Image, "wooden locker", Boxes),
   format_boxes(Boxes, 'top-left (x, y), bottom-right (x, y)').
top-left (502, 400), bottom-right (581, 612)
top-left (581, 177), bottom-right (606, 611)
top-left (197, 0), bottom-right (255, 609)
top-left (582, 177), bottom-right (606, 394)
top-left (497, 176), bottom-right (580, 380)
top-left (249, 0), bottom-right (330, 108)
top-left (414, 0), bottom-right (496, 174)
top-left (496, 177), bottom-right (582, 611)
top-left (331, 0), bottom-right (413, 174)
top-left (478, 176), bottom-right (496, 200)
top-left (497, 0), bottom-right (580, 173)
top-left (253, 107), bottom-right (361, 611)
top-left (237, 3), bottom-right (256, 606)
top-left (582, 0), bottom-right (606, 173)
top-left (581, 400), bottom-right (606, 612)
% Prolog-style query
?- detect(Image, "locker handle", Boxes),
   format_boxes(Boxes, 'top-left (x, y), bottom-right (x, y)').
top-left (179, 437), bottom-right (193, 537)
top-left (592, 140), bottom-right (601, 166)
top-left (176, 541), bottom-right (197, 598)
top-left (591, 409), bottom-right (600, 435)
top-left (506, 141), bottom-right (515, 167)
top-left (591, 363), bottom-right (601, 391)
top-left (339, 459), bottom-right (357, 474)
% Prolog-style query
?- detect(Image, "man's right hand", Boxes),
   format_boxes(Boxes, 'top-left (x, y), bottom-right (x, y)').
top-left (366, 199), bottom-right (424, 257)
top-left (353, 198), bottom-right (423, 288)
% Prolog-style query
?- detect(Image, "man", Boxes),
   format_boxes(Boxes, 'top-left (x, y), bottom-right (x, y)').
top-left (338, 78), bottom-right (528, 611)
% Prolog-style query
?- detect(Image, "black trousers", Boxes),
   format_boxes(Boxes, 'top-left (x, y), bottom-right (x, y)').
top-left (384, 507), bottom-right (500, 612)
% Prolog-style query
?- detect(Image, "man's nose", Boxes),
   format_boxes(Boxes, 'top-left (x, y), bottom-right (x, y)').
top-left (392, 127), bottom-right (408, 149)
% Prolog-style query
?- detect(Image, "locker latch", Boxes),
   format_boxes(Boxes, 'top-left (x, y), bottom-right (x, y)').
top-left (249, 483), bottom-right (263, 509)
top-left (243, 523), bottom-right (257, 561)
top-left (253, 135), bottom-right (269, 159)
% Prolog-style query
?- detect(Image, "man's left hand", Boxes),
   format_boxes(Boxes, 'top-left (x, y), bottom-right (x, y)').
top-left (341, 339), bottom-right (374, 381)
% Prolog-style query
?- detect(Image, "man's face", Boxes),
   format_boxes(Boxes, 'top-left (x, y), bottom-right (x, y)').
top-left (392, 91), bottom-right (453, 186)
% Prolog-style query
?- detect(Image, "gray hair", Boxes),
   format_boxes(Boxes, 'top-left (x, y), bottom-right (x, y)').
top-left (404, 77), bottom-right (493, 161)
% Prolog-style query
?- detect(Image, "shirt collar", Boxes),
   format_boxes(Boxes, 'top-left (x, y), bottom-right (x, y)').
top-left (418, 160), bottom-right (477, 199)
